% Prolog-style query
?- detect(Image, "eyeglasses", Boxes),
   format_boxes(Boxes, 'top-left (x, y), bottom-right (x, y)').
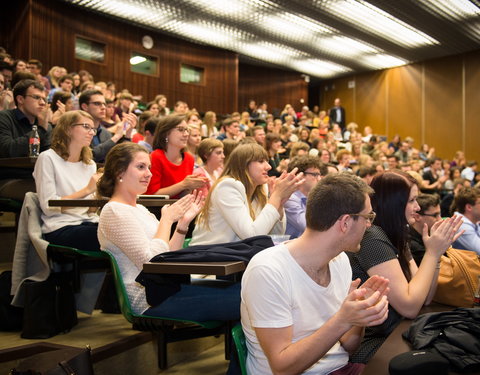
top-left (175, 126), bottom-right (190, 133)
top-left (349, 211), bottom-right (376, 224)
top-left (420, 212), bottom-right (441, 218)
top-left (72, 123), bottom-right (97, 134)
top-left (304, 171), bottom-right (322, 178)
top-left (25, 94), bottom-right (47, 103)
top-left (88, 101), bottom-right (107, 107)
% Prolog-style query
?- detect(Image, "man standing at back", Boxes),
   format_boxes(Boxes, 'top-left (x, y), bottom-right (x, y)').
top-left (241, 173), bottom-right (389, 375)
top-left (329, 97), bottom-right (346, 132)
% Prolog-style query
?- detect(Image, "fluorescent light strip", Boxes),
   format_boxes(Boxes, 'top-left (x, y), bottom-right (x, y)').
top-left (317, 0), bottom-right (439, 48)
top-left (316, 35), bottom-right (379, 57)
top-left (359, 54), bottom-right (407, 69)
top-left (416, 0), bottom-right (480, 41)
top-left (418, 0), bottom-right (480, 20)
top-left (292, 59), bottom-right (351, 78)
top-left (183, 0), bottom-right (261, 16)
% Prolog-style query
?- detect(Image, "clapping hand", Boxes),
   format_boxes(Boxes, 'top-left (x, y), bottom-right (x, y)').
top-left (336, 276), bottom-right (390, 329)
top-left (271, 167), bottom-right (305, 205)
top-left (423, 215), bottom-right (464, 258)
top-left (179, 190), bottom-right (205, 226)
top-left (161, 194), bottom-right (194, 223)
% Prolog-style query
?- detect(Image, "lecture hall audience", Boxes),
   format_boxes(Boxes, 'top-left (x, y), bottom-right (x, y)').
top-left (1, 45), bottom-right (479, 373)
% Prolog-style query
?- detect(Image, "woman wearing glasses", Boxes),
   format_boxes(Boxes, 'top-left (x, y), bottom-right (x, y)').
top-left (146, 115), bottom-right (207, 198)
top-left (33, 110), bottom-right (102, 251)
top-left (347, 170), bottom-right (463, 363)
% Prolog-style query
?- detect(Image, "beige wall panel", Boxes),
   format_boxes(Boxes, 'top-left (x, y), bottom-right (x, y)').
top-left (355, 71), bottom-right (387, 135)
top-left (320, 77), bottom-right (355, 124)
top-left (238, 65), bottom-right (308, 115)
top-left (464, 50), bottom-right (480, 162)
top-left (424, 56), bottom-right (463, 160)
top-left (386, 64), bottom-right (422, 146)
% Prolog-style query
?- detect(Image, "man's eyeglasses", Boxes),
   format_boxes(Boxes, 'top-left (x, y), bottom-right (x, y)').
top-left (349, 211), bottom-right (376, 224)
top-left (72, 123), bottom-right (97, 134)
top-left (304, 172), bottom-right (322, 178)
top-left (25, 94), bottom-right (47, 103)
top-left (88, 101), bottom-right (107, 107)
top-left (175, 126), bottom-right (190, 133)
top-left (420, 212), bottom-right (441, 218)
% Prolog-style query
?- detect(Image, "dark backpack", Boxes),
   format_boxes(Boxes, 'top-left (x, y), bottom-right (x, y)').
top-left (0, 270), bottom-right (23, 331)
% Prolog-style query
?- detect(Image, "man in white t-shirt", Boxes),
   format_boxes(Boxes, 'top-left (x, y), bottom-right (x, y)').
top-left (241, 173), bottom-right (390, 375)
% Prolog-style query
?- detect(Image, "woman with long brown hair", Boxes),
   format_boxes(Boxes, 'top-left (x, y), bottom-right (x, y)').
top-left (97, 142), bottom-right (240, 323)
top-left (190, 143), bottom-right (304, 246)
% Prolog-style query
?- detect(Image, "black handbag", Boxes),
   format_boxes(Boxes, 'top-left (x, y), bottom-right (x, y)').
top-left (0, 271), bottom-right (23, 331)
top-left (21, 272), bottom-right (78, 339)
top-left (11, 345), bottom-right (94, 375)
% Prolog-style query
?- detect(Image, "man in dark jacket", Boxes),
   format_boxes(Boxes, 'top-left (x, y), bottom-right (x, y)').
top-left (0, 79), bottom-right (51, 199)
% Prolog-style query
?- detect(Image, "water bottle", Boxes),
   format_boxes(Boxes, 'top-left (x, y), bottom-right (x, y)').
top-left (29, 125), bottom-right (40, 157)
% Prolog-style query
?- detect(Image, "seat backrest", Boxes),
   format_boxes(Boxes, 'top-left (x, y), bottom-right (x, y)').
top-left (105, 250), bottom-right (224, 330)
top-left (183, 238), bottom-right (192, 248)
top-left (48, 244), bottom-right (110, 259)
top-left (231, 324), bottom-right (248, 375)
top-left (104, 251), bottom-right (136, 323)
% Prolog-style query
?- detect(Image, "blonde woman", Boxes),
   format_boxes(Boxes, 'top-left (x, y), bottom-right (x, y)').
top-left (201, 110), bottom-right (218, 138)
top-left (154, 94), bottom-right (169, 117)
top-left (33, 110), bottom-right (101, 251)
top-left (190, 143), bottom-right (304, 246)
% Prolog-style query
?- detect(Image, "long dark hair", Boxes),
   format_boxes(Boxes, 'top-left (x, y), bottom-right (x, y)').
top-left (370, 170), bottom-right (418, 281)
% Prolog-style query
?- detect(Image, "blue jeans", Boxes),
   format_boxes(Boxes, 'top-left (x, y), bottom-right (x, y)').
top-left (44, 222), bottom-right (100, 252)
top-left (144, 279), bottom-right (241, 322)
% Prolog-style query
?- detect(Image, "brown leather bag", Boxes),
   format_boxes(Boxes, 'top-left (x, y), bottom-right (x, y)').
top-left (433, 248), bottom-right (480, 307)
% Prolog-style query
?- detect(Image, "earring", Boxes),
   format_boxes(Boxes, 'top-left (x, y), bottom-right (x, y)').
top-left (119, 177), bottom-right (123, 182)
top-left (165, 137), bottom-right (168, 143)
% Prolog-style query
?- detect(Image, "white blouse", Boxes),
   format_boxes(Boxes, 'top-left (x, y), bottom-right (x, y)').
top-left (98, 201), bottom-right (170, 314)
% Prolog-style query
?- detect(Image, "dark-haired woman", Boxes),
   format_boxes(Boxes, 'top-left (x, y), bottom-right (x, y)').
top-left (97, 142), bottom-right (240, 322)
top-left (146, 114), bottom-right (207, 197)
top-left (347, 170), bottom-right (463, 363)
top-left (50, 91), bottom-right (73, 126)
top-left (33, 110), bottom-right (101, 251)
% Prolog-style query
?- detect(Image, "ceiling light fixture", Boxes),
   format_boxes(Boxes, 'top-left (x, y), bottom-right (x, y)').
top-left (317, 0), bottom-right (439, 48)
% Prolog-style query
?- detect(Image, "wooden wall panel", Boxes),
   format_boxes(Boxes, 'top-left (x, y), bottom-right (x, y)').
top-left (318, 49), bottom-right (480, 162)
top-left (386, 64), bottom-right (422, 145)
top-left (25, 0), bottom-right (238, 114)
top-left (464, 50), bottom-right (480, 162)
top-left (355, 71), bottom-right (387, 135)
top-left (238, 64), bottom-right (308, 115)
top-left (0, 0), bottom-right (30, 66)
top-left (320, 76), bottom-right (355, 124)
top-left (424, 55), bottom-right (463, 160)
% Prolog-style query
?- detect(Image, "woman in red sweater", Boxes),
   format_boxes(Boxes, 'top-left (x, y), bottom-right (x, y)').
top-left (146, 114), bottom-right (207, 197)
